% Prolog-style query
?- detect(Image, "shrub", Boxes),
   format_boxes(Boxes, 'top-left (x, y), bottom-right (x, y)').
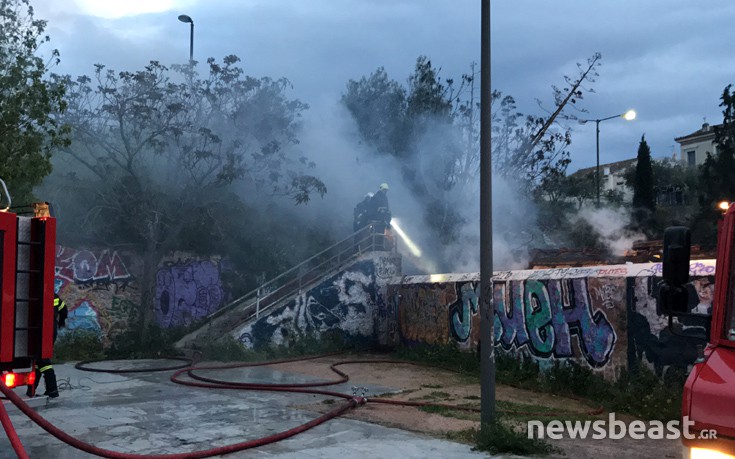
top-left (608, 364), bottom-right (685, 420)
top-left (474, 419), bottom-right (559, 456)
top-left (106, 325), bottom-right (188, 359)
top-left (199, 335), bottom-right (255, 361)
top-left (496, 351), bottom-right (539, 386)
top-left (55, 330), bottom-right (105, 361)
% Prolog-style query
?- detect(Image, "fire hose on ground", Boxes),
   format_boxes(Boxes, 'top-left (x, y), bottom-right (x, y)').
top-left (0, 353), bottom-right (604, 458)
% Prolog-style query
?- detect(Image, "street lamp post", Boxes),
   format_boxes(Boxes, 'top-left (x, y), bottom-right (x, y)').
top-left (580, 110), bottom-right (636, 206)
top-left (177, 14), bottom-right (194, 63)
top-left (479, 0), bottom-right (494, 426)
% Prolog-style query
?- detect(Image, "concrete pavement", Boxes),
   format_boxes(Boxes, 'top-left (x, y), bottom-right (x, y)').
top-left (1, 360), bottom-right (506, 458)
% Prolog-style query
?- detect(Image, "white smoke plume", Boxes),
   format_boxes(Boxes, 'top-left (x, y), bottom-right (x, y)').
top-left (295, 101), bottom-right (537, 274)
top-left (573, 205), bottom-right (646, 255)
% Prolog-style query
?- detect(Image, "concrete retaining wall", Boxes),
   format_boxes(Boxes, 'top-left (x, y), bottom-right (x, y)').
top-left (54, 246), bottom-right (228, 344)
top-left (53, 242), bottom-right (714, 380)
top-left (382, 261), bottom-right (715, 380)
top-left (232, 252), bottom-right (401, 350)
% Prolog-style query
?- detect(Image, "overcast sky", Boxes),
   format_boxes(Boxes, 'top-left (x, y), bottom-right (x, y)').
top-left (33, 0), bottom-right (735, 172)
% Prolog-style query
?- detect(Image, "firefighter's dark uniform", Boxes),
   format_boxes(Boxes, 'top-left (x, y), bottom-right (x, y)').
top-left (368, 184), bottom-right (392, 249)
top-left (27, 293), bottom-right (67, 398)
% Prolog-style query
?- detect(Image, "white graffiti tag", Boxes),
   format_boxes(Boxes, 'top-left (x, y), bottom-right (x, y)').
top-left (593, 284), bottom-right (624, 309)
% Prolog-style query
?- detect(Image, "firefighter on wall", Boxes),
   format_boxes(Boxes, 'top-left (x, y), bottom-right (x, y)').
top-left (368, 183), bottom-right (394, 250)
top-left (27, 292), bottom-right (67, 398)
top-left (353, 192), bottom-right (374, 232)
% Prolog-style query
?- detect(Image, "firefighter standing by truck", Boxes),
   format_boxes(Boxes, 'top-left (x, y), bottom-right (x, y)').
top-left (27, 292), bottom-right (67, 398)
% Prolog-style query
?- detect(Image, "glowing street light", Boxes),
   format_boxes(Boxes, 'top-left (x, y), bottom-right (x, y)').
top-left (579, 109), bottom-right (637, 206)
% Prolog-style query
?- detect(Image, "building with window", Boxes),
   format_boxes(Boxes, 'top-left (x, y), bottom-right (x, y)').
top-left (675, 122), bottom-right (720, 167)
top-left (569, 158), bottom-right (637, 202)
top-left (564, 122), bottom-right (719, 205)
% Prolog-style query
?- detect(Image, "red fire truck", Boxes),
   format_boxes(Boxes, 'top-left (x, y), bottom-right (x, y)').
top-left (661, 204), bottom-right (735, 459)
top-left (0, 179), bottom-right (56, 394)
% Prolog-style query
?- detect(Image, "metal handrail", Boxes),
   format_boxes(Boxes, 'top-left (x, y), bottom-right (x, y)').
top-left (230, 234), bottom-right (378, 328)
top-left (203, 224), bottom-right (394, 326)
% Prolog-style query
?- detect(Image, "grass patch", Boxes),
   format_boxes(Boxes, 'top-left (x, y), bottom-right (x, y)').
top-left (421, 383), bottom-right (443, 389)
top-left (410, 390), bottom-right (452, 401)
top-left (474, 420), bottom-right (560, 456)
top-left (446, 428), bottom-right (476, 444)
top-left (419, 399), bottom-right (594, 425)
top-left (55, 330), bottom-right (105, 361)
top-left (394, 343), bottom-right (685, 422)
top-left (449, 420), bottom-right (560, 456)
top-left (497, 400), bottom-right (558, 414)
top-left (496, 400), bottom-right (598, 423)
top-left (463, 395), bottom-right (480, 400)
top-left (418, 404), bottom-right (479, 421)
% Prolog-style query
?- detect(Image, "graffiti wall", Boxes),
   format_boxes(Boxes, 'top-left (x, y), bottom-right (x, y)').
top-left (55, 246), bottom-right (141, 343)
top-left (155, 256), bottom-right (226, 327)
top-left (233, 252), bottom-right (401, 350)
top-left (384, 261), bottom-right (716, 379)
top-left (55, 246), bottom-right (227, 343)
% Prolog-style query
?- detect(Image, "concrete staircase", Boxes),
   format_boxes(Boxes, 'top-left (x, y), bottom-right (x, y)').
top-left (176, 225), bottom-right (396, 350)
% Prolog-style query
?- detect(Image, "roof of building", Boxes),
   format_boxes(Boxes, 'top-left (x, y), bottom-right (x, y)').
top-left (675, 122), bottom-right (722, 143)
top-left (569, 157), bottom-right (637, 178)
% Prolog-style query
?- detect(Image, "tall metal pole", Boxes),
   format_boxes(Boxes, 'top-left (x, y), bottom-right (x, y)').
top-left (479, 0), bottom-right (495, 425)
top-left (596, 119), bottom-right (600, 207)
top-left (178, 15), bottom-right (195, 63)
top-left (189, 22), bottom-right (194, 63)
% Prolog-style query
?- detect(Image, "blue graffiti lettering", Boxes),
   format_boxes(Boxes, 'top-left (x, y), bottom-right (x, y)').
top-left (494, 279), bottom-right (616, 367)
top-left (449, 282), bottom-right (479, 342)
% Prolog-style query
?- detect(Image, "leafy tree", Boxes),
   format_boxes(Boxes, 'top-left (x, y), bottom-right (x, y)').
top-left (498, 53), bottom-right (603, 193)
top-left (692, 84), bottom-right (735, 245)
top-left (711, 85), bottom-right (735, 200)
top-left (50, 56), bottom-right (325, 331)
top-left (0, 0), bottom-right (68, 205)
top-left (406, 56), bottom-right (453, 120)
top-left (341, 54), bottom-right (601, 266)
top-left (341, 67), bottom-right (408, 158)
top-left (562, 173), bottom-right (596, 209)
top-left (343, 57), bottom-right (468, 246)
top-left (632, 135), bottom-right (654, 210)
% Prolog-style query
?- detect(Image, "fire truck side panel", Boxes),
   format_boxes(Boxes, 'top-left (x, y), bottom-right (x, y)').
top-left (15, 216), bottom-right (31, 359)
top-left (36, 216), bottom-right (56, 359)
top-left (0, 211), bottom-right (17, 364)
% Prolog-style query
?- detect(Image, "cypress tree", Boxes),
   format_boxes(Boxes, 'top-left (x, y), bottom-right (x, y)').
top-left (632, 135), bottom-right (655, 211)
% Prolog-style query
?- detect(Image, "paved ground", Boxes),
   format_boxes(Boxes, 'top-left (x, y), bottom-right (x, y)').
top-left (1, 360), bottom-right (507, 458)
